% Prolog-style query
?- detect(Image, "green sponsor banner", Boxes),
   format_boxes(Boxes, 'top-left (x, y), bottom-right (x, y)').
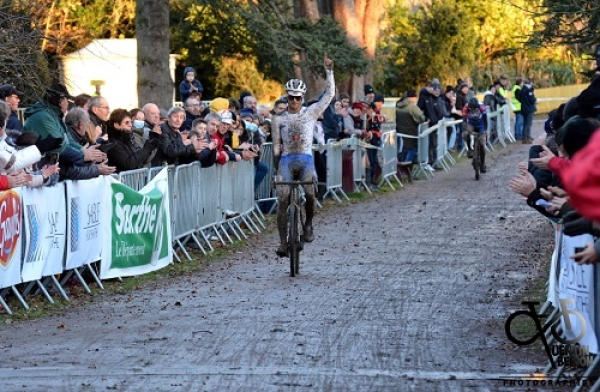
top-left (101, 169), bottom-right (172, 279)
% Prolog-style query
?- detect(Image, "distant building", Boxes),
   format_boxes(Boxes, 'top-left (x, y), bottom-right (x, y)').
top-left (60, 38), bottom-right (178, 110)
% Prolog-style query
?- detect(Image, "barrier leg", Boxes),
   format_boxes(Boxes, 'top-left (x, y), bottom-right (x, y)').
top-left (11, 285), bottom-right (29, 310)
top-left (574, 355), bottom-right (600, 392)
top-left (87, 263), bottom-right (104, 290)
top-left (175, 238), bottom-right (192, 261)
top-left (49, 275), bottom-right (69, 301)
top-left (35, 280), bottom-right (54, 304)
top-left (251, 209), bottom-right (266, 229)
top-left (0, 292), bottom-right (12, 314)
top-left (73, 268), bottom-right (92, 294)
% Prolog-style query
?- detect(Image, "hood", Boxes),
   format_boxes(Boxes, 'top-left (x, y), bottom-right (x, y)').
top-left (396, 98), bottom-right (411, 109)
top-left (24, 101), bottom-right (56, 120)
top-left (183, 66), bottom-right (196, 78)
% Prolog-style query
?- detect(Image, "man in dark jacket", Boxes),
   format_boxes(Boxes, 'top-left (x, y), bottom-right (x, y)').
top-left (88, 96), bottom-right (110, 136)
top-left (396, 90), bottom-right (426, 164)
top-left (151, 106), bottom-right (200, 166)
top-left (520, 78), bottom-right (537, 144)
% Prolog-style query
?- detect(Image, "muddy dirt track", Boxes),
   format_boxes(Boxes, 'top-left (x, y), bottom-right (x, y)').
top-left (1, 121), bottom-right (566, 391)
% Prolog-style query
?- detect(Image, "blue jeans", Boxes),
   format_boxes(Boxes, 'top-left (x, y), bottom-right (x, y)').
top-left (398, 147), bottom-right (417, 163)
top-left (522, 112), bottom-right (534, 140)
top-left (254, 161), bottom-right (269, 191)
top-left (514, 112), bottom-right (524, 140)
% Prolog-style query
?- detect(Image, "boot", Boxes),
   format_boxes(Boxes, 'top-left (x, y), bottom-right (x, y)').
top-left (480, 153), bottom-right (487, 173)
top-left (317, 184), bottom-right (326, 202)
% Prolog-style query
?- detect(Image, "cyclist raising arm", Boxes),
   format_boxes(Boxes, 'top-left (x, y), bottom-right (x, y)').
top-left (271, 53), bottom-right (335, 257)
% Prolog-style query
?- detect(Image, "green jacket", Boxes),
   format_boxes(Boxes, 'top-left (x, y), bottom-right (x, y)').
top-left (23, 101), bottom-right (71, 154)
top-left (396, 98), bottom-right (426, 150)
top-left (510, 85), bottom-right (522, 113)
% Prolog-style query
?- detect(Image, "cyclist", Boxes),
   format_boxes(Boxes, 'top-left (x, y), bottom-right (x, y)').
top-left (462, 97), bottom-right (488, 174)
top-left (271, 54), bottom-right (335, 257)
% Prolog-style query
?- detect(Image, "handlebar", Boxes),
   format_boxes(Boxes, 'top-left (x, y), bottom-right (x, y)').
top-left (272, 180), bottom-right (315, 186)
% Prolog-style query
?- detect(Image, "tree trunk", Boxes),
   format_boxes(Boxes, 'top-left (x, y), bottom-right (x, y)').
top-left (331, 0), bottom-right (384, 101)
top-left (136, 0), bottom-right (172, 109)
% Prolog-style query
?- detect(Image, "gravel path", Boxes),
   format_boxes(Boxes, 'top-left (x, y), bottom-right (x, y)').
top-left (1, 121), bottom-right (563, 391)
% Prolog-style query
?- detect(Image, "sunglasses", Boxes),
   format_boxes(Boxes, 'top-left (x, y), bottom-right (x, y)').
top-left (287, 95), bottom-right (302, 102)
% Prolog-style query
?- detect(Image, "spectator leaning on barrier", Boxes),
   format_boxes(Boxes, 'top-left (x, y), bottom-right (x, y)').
top-left (23, 83), bottom-right (103, 169)
top-left (520, 78), bottom-right (537, 144)
top-left (105, 108), bottom-right (159, 172)
top-left (205, 112), bottom-right (229, 165)
top-left (142, 103), bottom-right (164, 141)
top-left (0, 101), bottom-right (59, 187)
top-left (0, 84), bottom-right (24, 133)
top-left (179, 118), bottom-right (217, 167)
top-left (152, 106), bottom-right (199, 166)
top-left (396, 89), bottom-right (426, 165)
top-left (510, 78), bottom-right (524, 140)
top-left (62, 107), bottom-right (114, 180)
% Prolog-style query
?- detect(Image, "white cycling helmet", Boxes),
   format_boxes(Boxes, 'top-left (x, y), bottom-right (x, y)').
top-left (285, 79), bottom-right (307, 97)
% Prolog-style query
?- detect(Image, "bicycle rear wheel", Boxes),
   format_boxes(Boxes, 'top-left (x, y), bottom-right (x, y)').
top-left (288, 205), bottom-right (299, 277)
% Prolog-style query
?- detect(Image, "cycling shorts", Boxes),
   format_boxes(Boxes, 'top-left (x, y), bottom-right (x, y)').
top-left (278, 153), bottom-right (316, 182)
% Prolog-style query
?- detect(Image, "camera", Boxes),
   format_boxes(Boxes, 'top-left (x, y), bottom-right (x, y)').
top-left (574, 246), bottom-right (586, 254)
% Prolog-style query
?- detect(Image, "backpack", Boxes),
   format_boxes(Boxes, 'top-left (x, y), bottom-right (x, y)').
top-left (467, 106), bottom-right (482, 122)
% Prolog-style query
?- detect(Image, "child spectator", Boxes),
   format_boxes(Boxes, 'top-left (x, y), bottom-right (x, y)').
top-left (179, 67), bottom-right (204, 103)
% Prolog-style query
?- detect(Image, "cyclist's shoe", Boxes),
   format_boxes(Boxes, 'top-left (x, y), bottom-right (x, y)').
top-left (466, 150), bottom-right (473, 158)
top-left (304, 225), bottom-right (314, 242)
top-left (481, 165), bottom-right (487, 173)
top-left (276, 244), bottom-right (288, 257)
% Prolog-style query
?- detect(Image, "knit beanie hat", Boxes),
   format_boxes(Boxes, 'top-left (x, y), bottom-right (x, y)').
top-left (209, 97), bottom-right (229, 113)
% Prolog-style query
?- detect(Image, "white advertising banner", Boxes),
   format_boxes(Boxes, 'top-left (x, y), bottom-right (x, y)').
top-left (0, 188), bottom-right (23, 288)
top-left (65, 177), bottom-right (105, 270)
top-left (21, 184), bottom-right (67, 282)
top-left (558, 233), bottom-right (597, 354)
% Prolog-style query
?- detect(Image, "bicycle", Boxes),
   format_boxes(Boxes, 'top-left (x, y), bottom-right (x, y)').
top-left (272, 179), bottom-right (315, 277)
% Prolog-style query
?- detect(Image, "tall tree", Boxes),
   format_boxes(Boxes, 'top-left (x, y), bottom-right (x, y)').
top-left (136, 0), bottom-right (172, 109)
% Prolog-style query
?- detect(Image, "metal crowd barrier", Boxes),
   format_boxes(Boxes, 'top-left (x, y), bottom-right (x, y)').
top-left (339, 137), bottom-right (371, 194)
top-left (379, 130), bottom-right (403, 189)
top-left (256, 142), bottom-right (277, 214)
top-left (322, 140), bottom-right (349, 203)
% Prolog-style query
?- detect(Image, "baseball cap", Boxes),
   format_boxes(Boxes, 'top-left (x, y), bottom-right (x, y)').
top-left (239, 108), bottom-right (254, 119)
top-left (0, 84), bottom-right (24, 99)
top-left (217, 109), bottom-right (233, 124)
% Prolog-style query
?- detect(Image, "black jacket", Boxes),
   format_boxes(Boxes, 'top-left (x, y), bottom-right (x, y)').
top-left (151, 122), bottom-right (196, 166)
top-left (520, 85), bottom-right (537, 115)
top-left (106, 125), bottom-right (158, 172)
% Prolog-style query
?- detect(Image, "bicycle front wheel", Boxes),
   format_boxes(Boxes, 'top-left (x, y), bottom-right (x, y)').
top-left (288, 205), bottom-right (299, 277)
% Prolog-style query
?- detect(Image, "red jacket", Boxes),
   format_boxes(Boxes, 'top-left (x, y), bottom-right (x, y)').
top-left (210, 132), bottom-right (228, 165)
top-left (563, 131), bottom-right (600, 222)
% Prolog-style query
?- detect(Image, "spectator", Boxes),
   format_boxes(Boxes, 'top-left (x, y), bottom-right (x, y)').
top-left (181, 96), bottom-right (203, 132)
top-left (338, 92), bottom-right (350, 109)
top-left (105, 109), bottom-right (159, 172)
top-left (272, 99), bottom-right (288, 116)
top-left (483, 84), bottom-right (499, 113)
top-left (228, 97), bottom-right (241, 113)
top-left (74, 94), bottom-right (91, 109)
top-left (242, 95), bottom-right (258, 113)
top-left (0, 84), bottom-right (24, 133)
top-left (418, 84), bottom-right (446, 167)
top-left (454, 83), bottom-right (469, 151)
top-left (141, 103), bottom-right (163, 140)
top-left (520, 78), bottom-right (537, 144)
top-left (350, 102), bottom-right (367, 134)
top-left (179, 66), bottom-right (203, 103)
top-left (88, 96), bottom-right (110, 136)
top-left (0, 101), bottom-right (58, 187)
top-left (257, 105), bottom-right (271, 121)
top-left (497, 75), bottom-right (509, 100)
top-left (151, 106), bottom-right (199, 166)
top-left (205, 112), bottom-right (230, 165)
top-left (396, 90), bottom-right (426, 164)
top-left (23, 83), bottom-right (103, 168)
top-left (364, 98), bottom-right (385, 190)
top-left (364, 84), bottom-right (375, 103)
top-left (209, 97), bottom-right (230, 114)
top-left (179, 118), bottom-right (217, 167)
top-left (62, 107), bottom-right (115, 180)
top-left (510, 78), bottom-right (524, 140)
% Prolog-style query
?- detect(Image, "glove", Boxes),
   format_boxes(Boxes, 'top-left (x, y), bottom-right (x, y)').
top-left (143, 138), bottom-right (159, 151)
top-left (563, 211), bottom-right (600, 237)
top-left (35, 136), bottom-right (63, 153)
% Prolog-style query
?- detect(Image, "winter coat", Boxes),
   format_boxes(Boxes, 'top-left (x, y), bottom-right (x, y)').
top-left (396, 98), bottom-right (426, 150)
top-left (179, 66), bottom-right (203, 103)
top-left (106, 125), bottom-right (158, 172)
top-left (151, 121), bottom-right (197, 166)
top-left (520, 84), bottom-right (537, 116)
